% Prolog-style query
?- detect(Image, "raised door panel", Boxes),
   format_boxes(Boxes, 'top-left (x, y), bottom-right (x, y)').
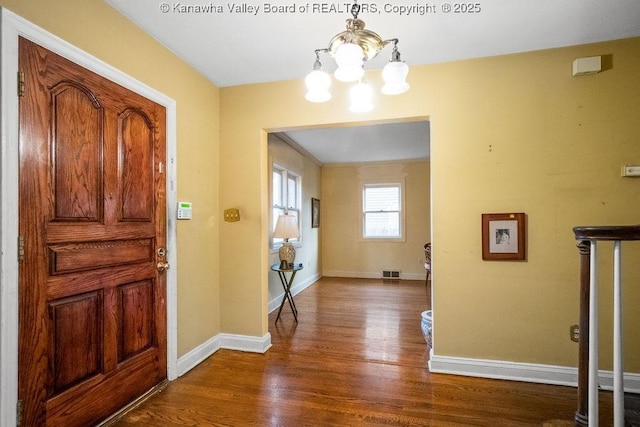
top-left (51, 82), bottom-right (103, 222)
top-left (48, 291), bottom-right (102, 396)
top-left (48, 238), bottom-right (153, 275)
top-left (119, 280), bottom-right (154, 361)
top-left (119, 109), bottom-right (154, 222)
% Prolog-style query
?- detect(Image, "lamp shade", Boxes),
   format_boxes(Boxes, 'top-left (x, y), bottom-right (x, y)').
top-left (273, 214), bottom-right (300, 240)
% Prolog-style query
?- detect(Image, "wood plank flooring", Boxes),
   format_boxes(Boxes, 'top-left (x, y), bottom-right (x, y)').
top-left (112, 277), bottom-right (626, 426)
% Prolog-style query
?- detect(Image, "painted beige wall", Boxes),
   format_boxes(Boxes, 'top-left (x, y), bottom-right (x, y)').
top-left (220, 37), bottom-right (640, 371)
top-left (2, 0), bottom-right (221, 357)
top-left (429, 42), bottom-right (640, 370)
top-left (267, 135), bottom-right (322, 303)
top-left (322, 161), bottom-right (430, 279)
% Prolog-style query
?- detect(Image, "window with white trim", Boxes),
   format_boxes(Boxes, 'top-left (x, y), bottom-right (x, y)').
top-left (362, 183), bottom-right (403, 239)
top-left (272, 165), bottom-right (301, 247)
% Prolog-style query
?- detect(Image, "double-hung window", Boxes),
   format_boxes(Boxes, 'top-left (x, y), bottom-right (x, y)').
top-left (362, 182), bottom-right (404, 239)
top-left (272, 165), bottom-right (301, 247)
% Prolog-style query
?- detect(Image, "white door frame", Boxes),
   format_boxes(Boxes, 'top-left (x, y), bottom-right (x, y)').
top-left (0, 8), bottom-right (179, 426)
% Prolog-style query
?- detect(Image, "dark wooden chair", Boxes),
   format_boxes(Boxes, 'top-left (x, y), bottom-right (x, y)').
top-left (423, 243), bottom-right (431, 285)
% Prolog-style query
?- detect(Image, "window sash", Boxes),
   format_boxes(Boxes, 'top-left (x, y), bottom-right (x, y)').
top-left (287, 175), bottom-right (297, 209)
top-left (272, 165), bottom-right (301, 246)
top-left (364, 186), bottom-right (400, 212)
top-left (273, 171), bottom-right (283, 207)
top-left (363, 183), bottom-right (402, 239)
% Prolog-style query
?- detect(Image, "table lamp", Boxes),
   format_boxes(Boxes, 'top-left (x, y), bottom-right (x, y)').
top-left (273, 214), bottom-right (300, 269)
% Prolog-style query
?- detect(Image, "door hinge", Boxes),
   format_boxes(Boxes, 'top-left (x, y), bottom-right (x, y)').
top-left (18, 71), bottom-right (25, 97)
top-left (17, 399), bottom-right (23, 426)
top-left (18, 235), bottom-right (25, 263)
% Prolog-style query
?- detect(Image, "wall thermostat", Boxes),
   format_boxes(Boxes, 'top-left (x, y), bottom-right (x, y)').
top-left (177, 201), bottom-right (192, 219)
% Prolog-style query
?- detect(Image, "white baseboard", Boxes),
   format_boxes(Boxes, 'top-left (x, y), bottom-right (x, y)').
top-left (323, 271), bottom-right (425, 281)
top-left (429, 353), bottom-right (640, 393)
top-left (322, 270), bottom-right (363, 278)
top-left (176, 332), bottom-right (272, 377)
top-left (219, 333), bottom-right (272, 353)
top-left (400, 273), bottom-right (425, 280)
top-left (176, 335), bottom-right (221, 377)
top-left (268, 272), bottom-right (321, 313)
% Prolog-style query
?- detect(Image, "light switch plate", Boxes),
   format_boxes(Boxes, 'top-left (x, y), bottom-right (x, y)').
top-left (622, 165), bottom-right (640, 177)
top-left (224, 208), bottom-right (240, 222)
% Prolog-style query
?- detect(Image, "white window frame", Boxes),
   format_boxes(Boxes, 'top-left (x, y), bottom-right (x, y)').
top-left (271, 164), bottom-right (301, 249)
top-left (361, 181), bottom-right (405, 241)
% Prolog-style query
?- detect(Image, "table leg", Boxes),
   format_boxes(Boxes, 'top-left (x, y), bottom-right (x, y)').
top-left (285, 271), bottom-right (298, 318)
top-left (275, 270), bottom-right (298, 322)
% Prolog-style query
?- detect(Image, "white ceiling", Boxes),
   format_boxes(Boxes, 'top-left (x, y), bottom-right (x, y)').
top-left (279, 120), bottom-right (430, 164)
top-left (104, 0), bottom-right (640, 163)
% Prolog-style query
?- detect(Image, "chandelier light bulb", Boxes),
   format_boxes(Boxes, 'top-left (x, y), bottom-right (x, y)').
top-left (349, 81), bottom-right (373, 112)
top-left (305, 69), bottom-right (331, 102)
top-left (381, 61), bottom-right (410, 95)
top-left (334, 43), bottom-right (365, 82)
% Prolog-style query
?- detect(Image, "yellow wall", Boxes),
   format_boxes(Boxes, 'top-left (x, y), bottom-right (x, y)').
top-left (220, 37), bottom-right (640, 371)
top-left (431, 42), bottom-right (640, 370)
top-left (322, 160), bottom-right (430, 278)
top-left (1, 0), bottom-right (222, 357)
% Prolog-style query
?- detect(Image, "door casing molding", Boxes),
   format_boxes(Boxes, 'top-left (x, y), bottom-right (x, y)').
top-left (0, 8), bottom-right (179, 426)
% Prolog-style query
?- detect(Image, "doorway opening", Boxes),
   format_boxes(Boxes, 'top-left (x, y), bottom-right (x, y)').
top-left (265, 119), bottom-right (431, 320)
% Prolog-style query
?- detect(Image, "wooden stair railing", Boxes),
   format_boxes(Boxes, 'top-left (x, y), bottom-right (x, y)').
top-left (573, 225), bottom-right (640, 427)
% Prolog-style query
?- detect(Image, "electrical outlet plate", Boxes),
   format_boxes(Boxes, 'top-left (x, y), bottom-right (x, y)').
top-left (570, 325), bottom-right (580, 342)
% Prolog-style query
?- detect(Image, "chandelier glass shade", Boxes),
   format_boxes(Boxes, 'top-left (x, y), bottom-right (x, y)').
top-left (304, 1), bottom-right (409, 110)
top-left (334, 43), bottom-right (365, 82)
top-left (349, 81), bottom-right (373, 112)
top-left (381, 59), bottom-right (410, 95)
top-left (304, 68), bottom-right (331, 102)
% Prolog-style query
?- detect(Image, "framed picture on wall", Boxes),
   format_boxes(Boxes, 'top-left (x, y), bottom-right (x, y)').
top-left (482, 212), bottom-right (526, 260)
top-left (311, 198), bottom-right (320, 228)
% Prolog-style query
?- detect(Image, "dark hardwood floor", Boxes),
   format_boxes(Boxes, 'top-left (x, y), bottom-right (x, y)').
top-left (113, 277), bottom-right (625, 426)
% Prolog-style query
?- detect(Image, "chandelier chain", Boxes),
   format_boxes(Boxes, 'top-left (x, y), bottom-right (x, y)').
top-left (350, 1), bottom-right (360, 19)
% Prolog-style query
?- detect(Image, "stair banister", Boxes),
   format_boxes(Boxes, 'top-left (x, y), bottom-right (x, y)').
top-left (573, 225), bottom-right (640, 427)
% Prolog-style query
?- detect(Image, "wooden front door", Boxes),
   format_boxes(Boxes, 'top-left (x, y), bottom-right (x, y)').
top-left (18, 37), bottom-right (167, 426)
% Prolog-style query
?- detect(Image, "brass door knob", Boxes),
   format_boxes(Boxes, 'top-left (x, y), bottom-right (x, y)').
top-left (157, 262), bottom-right (170, 272)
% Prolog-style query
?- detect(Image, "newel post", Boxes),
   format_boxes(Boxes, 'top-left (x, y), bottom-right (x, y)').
top-left (575, 240), bottom-right (590, 427)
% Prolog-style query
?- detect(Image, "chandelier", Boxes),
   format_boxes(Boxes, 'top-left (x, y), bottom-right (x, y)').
top-left (304, 1), bottom-right (409, 112)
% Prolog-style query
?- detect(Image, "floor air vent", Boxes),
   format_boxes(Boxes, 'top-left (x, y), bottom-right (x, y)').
top-left (382, 270), bottom-right (400, 279)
